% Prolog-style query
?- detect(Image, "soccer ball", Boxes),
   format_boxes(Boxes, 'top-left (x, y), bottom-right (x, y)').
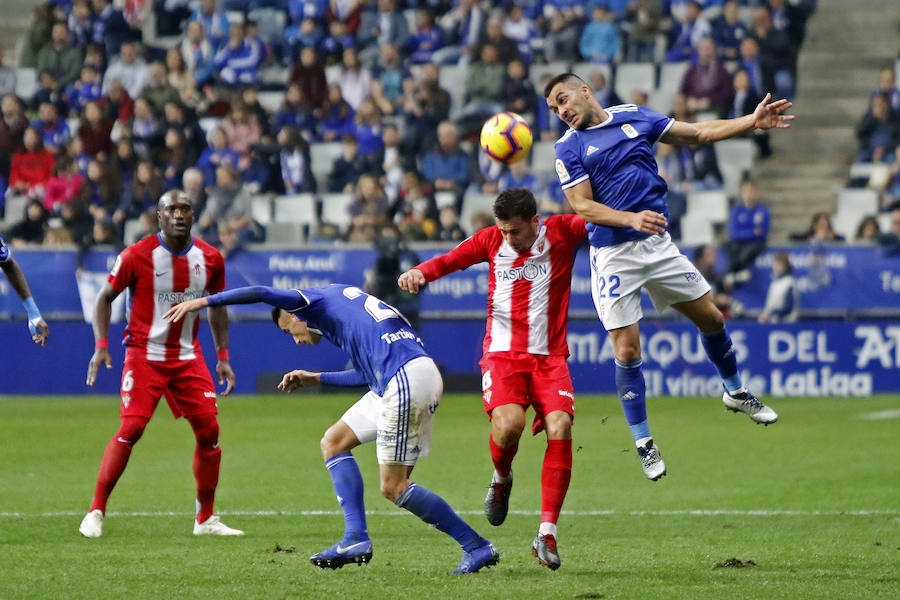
top-left (480, 112), bottom-right (533, 165)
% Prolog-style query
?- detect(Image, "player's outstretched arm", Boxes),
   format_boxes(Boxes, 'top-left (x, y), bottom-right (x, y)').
top-left (0, 257), bottom-right (49, 346)
top-left (86, 283), bottom-right (119, 386)
top-left (564, 181), bottom-right (668, 234)
top-left (661, 92), bottom-right (794, 146)
top-left (398, 268), bottom-right (427, 293)
top-left (164, 296), bottom-right (210, 323)
top-left (277, 369), bottom-right (321, 392)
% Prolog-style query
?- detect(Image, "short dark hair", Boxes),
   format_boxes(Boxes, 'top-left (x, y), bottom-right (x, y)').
top-left (543, 73), bottom-right (588, 98)
top-left (493, 188), bottom-right (537, 221)
top-left (271, 306), bottom-right (282, 327)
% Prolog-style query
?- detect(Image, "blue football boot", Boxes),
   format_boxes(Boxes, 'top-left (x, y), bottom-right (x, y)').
top-left (309, 536), bottom-right (373, 569)
top-left (450, 541), bottom-right (500, 575)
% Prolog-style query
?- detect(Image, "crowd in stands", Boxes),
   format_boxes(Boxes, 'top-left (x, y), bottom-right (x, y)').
top-left (0, 0), bottom-right (825, 263)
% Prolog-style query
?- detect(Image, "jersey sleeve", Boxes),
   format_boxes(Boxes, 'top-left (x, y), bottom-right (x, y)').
top-left (206, 249), bottom-right (226, 294)
top-left (554, 135), bottom-right (589, 191)
top-left (640, 105), bottom-right (675, 143)
top-left (0, 234), bottom-right (9, 263)
top-left (107, 247), bottom-right (136, 293)
top-left (415, 229), bottom-right (493, 281)
top-left (560, 214), bottom-right (589, 243)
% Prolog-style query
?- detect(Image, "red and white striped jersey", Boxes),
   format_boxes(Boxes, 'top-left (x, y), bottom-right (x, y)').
top-left (109, 233), bottom-right (225, 362)
top-left (416, 214), bottom-right (587, 356)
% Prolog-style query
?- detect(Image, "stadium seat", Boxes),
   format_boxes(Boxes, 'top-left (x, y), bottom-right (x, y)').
top-left (435, 191), bottom-right (457, 209)
top-left (225, 10), bottom-right (244, 25)
top-left (714, 139), bottom-right (756, 195)
top-left (309, 142), bottom-right (344, 189)
top-left (257, 91), bottom-right (283, 113)
top-left (259, 65), bottom-right (288, 89)
top-left (247, 8), bottom-right (287, 45)
top-left (679, 214), bottom-right (715, 245)
top-left (2, 195), bottom-right (28, 226)
top-left (613, 62), bottom-right (656, 102)
top-left (320, 193), bottom-right (355, 229)
top-left (273, 194), bottom-right (316, 225)
top-left (325, 65), bottom-right (341, 85)
top-left (251, 196), bottom-right (273, 224)
top-left (122, 218), bottom-right (143, 245)
top-left (831, 207), bottom-right (871, 242)
top-left (264, 222), bottom-right (305, 245)
top-left (15, 68), bottom-right (37, 100)
top-left (530, 141), bottom-right (558, 180)
top-left (439, 63), bottom-right (468, 118)
top-left (529, 61), bottom-right (570, 89)
top-left (460, 192), bottom-right (496, 235)
top-left (198, 117), bottom-right (221, 137)
top-left (849, 162), bottom-right (891, 190)
top-left (836, 188), bottom-right (879, 215)
top-left (647, 87), bottom-right (676, 114)
top-left (658, 61), bottom-right (690, 94)
top-left (570, 62), bottom-right (611, 87)
top-left (686, 189), bottom-right (729, 223)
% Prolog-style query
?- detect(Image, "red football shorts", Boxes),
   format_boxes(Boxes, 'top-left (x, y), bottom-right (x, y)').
top-left (479, 352), bottom-right (575, 435)
top-left (119, 355), bottom-right (218, 419)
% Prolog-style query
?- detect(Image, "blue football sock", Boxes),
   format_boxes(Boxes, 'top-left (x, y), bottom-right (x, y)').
top-left (395, 483), bottom-right (485, 552)
top-left (325, 453), bottom-right (368, 540)
top-left (701, 329), bottom-right (743, 393)
top-left (616, 358), bottom-right (651, 441)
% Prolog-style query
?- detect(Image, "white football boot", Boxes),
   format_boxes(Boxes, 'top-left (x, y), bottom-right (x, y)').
top-left (193, 515), bottom-right (244, 536)
top-left (637, 439), bottom-right (666, 481)
top-left (79, 509), bottom-right (104, 538)
top-left (722, 389), bottom-right (778, 425)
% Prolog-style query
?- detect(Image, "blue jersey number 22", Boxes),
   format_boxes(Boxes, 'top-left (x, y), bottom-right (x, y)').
top-left (596, 275), bottom-right (621, 298)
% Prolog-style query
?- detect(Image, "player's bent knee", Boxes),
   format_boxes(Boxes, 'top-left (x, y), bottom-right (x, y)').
top-left (187, 413), bottom-right (220, 448)
top-left (379, 478), bottom-right (408, 502)
top-left (116, 416), bottom-right (149, 445)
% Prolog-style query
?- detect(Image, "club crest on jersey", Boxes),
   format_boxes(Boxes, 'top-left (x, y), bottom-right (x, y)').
top-left (194, 264), bottom-right (201, 276)
top-left (537, 241), bottom-right (545, 253)
top-left (555, 158), bottom-right (570, 183)
top-left (621, 124), bottom-right (638, 139)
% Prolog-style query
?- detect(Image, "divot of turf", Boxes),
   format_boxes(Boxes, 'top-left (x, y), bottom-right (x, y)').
top-left (712, 558), bottom-right (757, 569)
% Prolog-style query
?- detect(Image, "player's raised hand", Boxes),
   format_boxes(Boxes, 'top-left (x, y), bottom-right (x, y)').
top-left (216, 360), bottom-right (235, 396)
top-left (163, 297), bottom-right (209, 323)
top-left (751, 93), bottom-right (794, 130)
top-left (628, 210), bottom-right (668, 235)
top-left (30, 318), bottom-right (49, 346)
top-left (398, 268), bottom-right (427, 293)
top-left (277, 369), bottom-right (321, 392)
top-left (86, 347), bottom-right (112, 386)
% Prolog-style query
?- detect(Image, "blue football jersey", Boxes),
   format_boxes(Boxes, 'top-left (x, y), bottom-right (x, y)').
top-left (286, 284), bottom-right (429, 396)
top-left (554, 104), bottom-right (674, 248)
top-left (0, 233), bottom-right (9, 262)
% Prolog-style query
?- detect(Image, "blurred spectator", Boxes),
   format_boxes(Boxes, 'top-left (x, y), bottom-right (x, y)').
top-left (500, 60), bottom-right (538, 122)
top-left (461, 44), bottom-right (505, 120)
top-left (0, 47), bottom-right (17, 97)
top-left (22, 5), bottom-right (54, 70)
top-left (277, 126), bottom-right (316, 194)
top-left (367, 224), bottom-right (422, 327)
top-left (544, 11), bottom-right (579, 63)
top-left (392, 170), bottom-right (438, 239)
top-left (68, 136), bottom-right (91, 176)
top-left (319, 84), bottom-right (356, 142)
top-left (711, 0), bottom-right (749, 61)
top-left (43, 223), bottom-right (75, 247)
top-left (470, 211), bottom-right (495, 233)
top-left (44, 154), bottom-right (83, 214)
top-left (502, 8), bottom-right (539, 66)
top-left (737, 38), bottom-right (765, 97)
top-left (354, 98), bottom-right (385, 169)
top-left (125, 97), bottom-right (159, 160)
top-left (438, 0), bottom-right (485, 64)
top-left (338, 48), bottom-right (372, 111)
top-left (221, 103), bottom-right (262, 170)
top-left (80, 158), bottom-right (120, 225)
top-left (274, 82), bottom-right (317, 141)
top-left (854, 216), bottom-right (881, 243)
top-left (751, 5), bottom-right (794, 100)
top-left (66, 66), bottom-right (104, 117)
top-left (101, 78), bottom-right (135, 125)
top-left (9, 127), bottom-right (55, 201)
top-left (290, 47), bottom-right (328, 109)
top-left (729, 69), bottom-right (771, 157)
top-left (768, 0), bottom-right (813, 50)
top-left (320, 19), bottom-right (355, 66)
top-left (326, 0), bottom-right (363, 34)
top-left (474, 147), bottom-right (504, 195)
top-left (182, 167), bottom-right (208, 219)
top-left (78, 101), bottom-right (114, 158)
top-left (141, 63), bottom-right (180, 117)
top-left (680, 37), bottom-right (733, 117)
top-left (7, 199), bottom-right (48, 246)
top-left (189, 0), bottom-right (230, 50)
top-left (215, 23), bottom-right (263, 87)
top-left (32, 102), bottom-right (71, 152)
top-left (692, 244), bottom-right (736, 318)
top-left (114, 160), bottom-right (161, 226)
top-left (327, 134), bottom-right (368, 193)
top-left (162, 102), bottom-right (205, 165)
top-left (881, 153), bottom-right (900, 210)
top-left (726, 179), bottom-right (769, 271)
top-left (198, 128), bottom-right (240, 187)
top-left (83, 43), bottom-right (105, 75)
top-left (112, 139), bottom-right (136, 191)
top-left (435, 205), bottom-right (466, 242)
top-left (240, 87), bottom-right (273, 139)
top-left (36, 22), bottom-right (82, 89)
top-left (405, 9), bottom-right (444, 65)
top-left (370, 43), bottom-right (412, 116)
top-left (401, 63), bottom-right (450, 154)
top-left (381, 123), bottom-right (407, 199)
top-left (286, 18), bottom-right (324, 63)
top-left (199, 166), bottom-right (262, 243)
top-left (161, 128), bottom-right (189, 191)
top-left (878, 207), bottom-right (900, 255)
top-left (0, 95), bottom-right (28, 183)
top-left (790, 212), bottom-right (845, 243)
top-left (499, 161), bottom-right (543, 197)
top-left (349, 173), bottom-right (390, 226)
top-left (665, 1), bottom-right (711, 62)
top-left (181, 20), bottom-right (216, 88)
top-left (359, 0), bottom-right (410, 58)
top-left (590, 70), bottom-right (623, 107)
top-left (856, 94), bottom-right (899, 164)
top-left (758, 252), bottom-right (798, 323)
top-left (69, 0), bottom-right (94, 47)
top-left (872, 67), bottom-right (900, 115)
top-left (579, 5), bottom-right (621, 64)
top-left (103, 42), bottom-right (149, 99)
top-left (474, 16), bottom-right (521, 65)
top-left (216, 222), bottom-right (244, 261)
top-left (422, 121), bottom-right (470, 204)
top-left (624, 0), bottom-right (663, 62)
top-left (82, 220), bottom-right (122, 250)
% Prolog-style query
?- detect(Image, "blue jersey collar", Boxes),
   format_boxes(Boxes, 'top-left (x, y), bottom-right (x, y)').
top-left (156, 233), bottom-right (194, 256)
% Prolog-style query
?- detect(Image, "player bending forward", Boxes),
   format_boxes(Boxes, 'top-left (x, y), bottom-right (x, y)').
top-left (544, 73), bottom-right (787, 481)
top-left (399, 189), bottom-right (587, 570)
top-left (165, 284), bottom-right (499, 575)
top-left (81, 190), bottom-right (240, 538)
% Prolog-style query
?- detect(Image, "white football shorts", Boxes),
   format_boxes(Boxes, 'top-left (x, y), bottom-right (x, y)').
top-left (340, 356), bottom-right (441, 466)
top-left (589, 232), bottom-right (710, 330)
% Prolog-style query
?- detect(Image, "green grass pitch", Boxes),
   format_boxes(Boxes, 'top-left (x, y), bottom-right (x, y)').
top-left (0, 393), bottom-right (897, 599)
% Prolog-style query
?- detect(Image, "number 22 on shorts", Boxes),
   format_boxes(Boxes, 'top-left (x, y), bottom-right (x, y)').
top-left (595, 275), bottom-right (621, 298)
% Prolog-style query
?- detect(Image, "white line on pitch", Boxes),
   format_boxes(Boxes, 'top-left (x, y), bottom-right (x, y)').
top-left (1, 509), bottom-right (898, 518)
top-left (859, 408), bottom-right (900, 420)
